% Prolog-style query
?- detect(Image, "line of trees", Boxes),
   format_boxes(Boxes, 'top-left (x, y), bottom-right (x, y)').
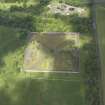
top-left (0, 12), bottom-right (34, 30)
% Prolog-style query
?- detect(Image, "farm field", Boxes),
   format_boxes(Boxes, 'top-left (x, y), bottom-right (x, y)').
top-left (0, 0), bottom-right (102, 105)
top-left (95, 4), bottom-right (105, 104)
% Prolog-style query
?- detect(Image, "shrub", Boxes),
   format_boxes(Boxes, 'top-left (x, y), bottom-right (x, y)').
top-left (10, 5), bottom-right (24, 12)
top-left (69, 14), bottom-right (92, 33)
top-left (18, 30), bottom-right (28, 40)
top-left (39, 0), bottom-right (50, 5)
top-left (0, 12), bottom-right (34, 30)
top-left (82, 41), bottom-right (101, 105)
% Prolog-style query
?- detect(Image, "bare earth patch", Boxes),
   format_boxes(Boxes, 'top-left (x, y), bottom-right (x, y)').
top-left (23, 32), bottom-right (80, 73)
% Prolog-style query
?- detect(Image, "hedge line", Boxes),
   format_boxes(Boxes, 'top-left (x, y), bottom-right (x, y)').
top-left (0, 12), bottom-right (34, 31)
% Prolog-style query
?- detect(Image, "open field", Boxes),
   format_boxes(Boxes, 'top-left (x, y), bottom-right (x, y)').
top-left (0, 26), bottom-right (85, 105)
top-left (0, 73), bottom-right (85, 105)
top-left (95, 4), bottom-right (105, 104)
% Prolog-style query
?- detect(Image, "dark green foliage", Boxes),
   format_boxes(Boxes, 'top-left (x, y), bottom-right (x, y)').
top-left (82, 40), bottom-right (101, 105)
top-left (54, 14), bottom-right (92, 33)
top-left (70, 15), bottom-right (92, 33)
top-left (0, 12), bottom-right (34, 30)
top-left (18, 30), bottom-right (28, 40)
top-left (1, 0), bottom-right (21, 3)
top-left (10, 5), bottom-right (24, 12)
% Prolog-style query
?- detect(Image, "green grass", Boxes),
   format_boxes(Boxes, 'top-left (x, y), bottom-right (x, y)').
top-left (0, 76), bottom-right (85, 105)
top-left (52, 0), bottom-right (90, 5)
top-left (96, 4), bottom-right (105, 104)
top-left (0, 25), bottom-right (86, 105)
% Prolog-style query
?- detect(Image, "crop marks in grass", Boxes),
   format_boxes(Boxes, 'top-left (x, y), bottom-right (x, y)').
top-left (23, 32), bottom-right (80, 73)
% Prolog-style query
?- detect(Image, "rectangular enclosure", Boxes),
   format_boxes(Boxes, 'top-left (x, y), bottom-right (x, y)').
top-left (23, 32), bottom-right (80, 73)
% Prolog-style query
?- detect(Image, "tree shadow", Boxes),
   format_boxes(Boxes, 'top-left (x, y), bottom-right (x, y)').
top-left (0, 88), bottom-right (12, 105)
top-left (80, 38), bottom-right (101, 105)
top-left (0, 0), bottom-right (52, 71)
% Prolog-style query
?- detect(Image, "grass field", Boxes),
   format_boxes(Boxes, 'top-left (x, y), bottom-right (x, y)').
top-left (0, 25), bottom-right (86, 105)
top-left (95, 4), bottom-right (105, 104)
top-left (0, 74), bottom-right (85, 105)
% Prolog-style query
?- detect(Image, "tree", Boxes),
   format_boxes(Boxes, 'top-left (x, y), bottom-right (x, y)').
top-left (22, 0), bottom-right (28, 8)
